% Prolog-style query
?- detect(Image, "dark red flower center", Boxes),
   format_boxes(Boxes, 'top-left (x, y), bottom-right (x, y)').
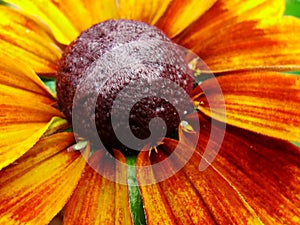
top-left (56, 19), bottom-right (194, 154)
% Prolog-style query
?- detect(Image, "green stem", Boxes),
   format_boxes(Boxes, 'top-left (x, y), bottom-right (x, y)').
top-left (127, 155), bottom-right (146, 225)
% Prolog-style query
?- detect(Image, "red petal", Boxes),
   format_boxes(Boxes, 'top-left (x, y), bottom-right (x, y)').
top-left (180, 16), bottom-right (300, 72)
top-left (136, 150), bottom-right (177, 224)
top-left (136, 111), bottom-right (300, 224)
top-left (177, 0), bottom-right (285, 50)
top-left (182, 113), bottom-right (300, 224)
top-left (64, 150), bottom-right (132, 224)
top-left (196, 72), bottom-right (300, 142)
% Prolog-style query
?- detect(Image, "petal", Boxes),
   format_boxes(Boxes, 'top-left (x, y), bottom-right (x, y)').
top-left (177, 0), bottom-right (285, 55)
top-left (137, 112), bottom-right (300, 224)
top-left (0, 52), bottom-right (56, 98)
top-left (0, 118), bottom-right (59, 171)
top-left (180, 113), bottom-right (300, 224)
top-left (42, 117), bottom-right (69, 137)
top-left (0, 54), bottom-right (63, 169)
top-left (3, 0), bottom-right (77, 44)
top-left (0, 132), bottom-right (87, 225)
top-left (155, 0), bottom-right (217, 38)
top-left (0, 5), bottom-right (62, 74)
top-left (137, 142), bottom-right (263, 224)
top-left (117, 0), bottom-right (171, 24)
top-left (43, 0), bottom-right (118, 35)
top-left (114, 150), bottom-right (133, 225)
top-left (64, 150), bottom-right (132, 224)
top-left (79, 0), bottom-right (118, 25)
top-left (196, 72), bottom-right (300, 142)
top-left (155, 148), bottom-right (264, 224)
top-left (182, 16), bottom-right (300, 72)
top-left (136, 150), bottom-right (176, 224)
top-left (4, 0), bottom-right (118, 45)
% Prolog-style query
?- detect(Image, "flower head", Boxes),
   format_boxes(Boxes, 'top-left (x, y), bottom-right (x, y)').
top-left (0, 0), bottom-right (299, 225)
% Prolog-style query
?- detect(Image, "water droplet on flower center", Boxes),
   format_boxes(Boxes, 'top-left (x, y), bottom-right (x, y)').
top-left (56, 19), bottom-right (194, 154)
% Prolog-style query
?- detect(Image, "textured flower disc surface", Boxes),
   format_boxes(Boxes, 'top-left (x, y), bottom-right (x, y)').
top-left (57, 19), bottom-right (194, 153)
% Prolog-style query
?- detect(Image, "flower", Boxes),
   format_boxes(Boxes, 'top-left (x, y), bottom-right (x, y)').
top-left (0, 0), bottom-right (300, 225)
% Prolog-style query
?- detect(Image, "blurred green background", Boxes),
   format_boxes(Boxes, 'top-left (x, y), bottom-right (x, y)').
top-left (285, 0), bottom-right (300, 17)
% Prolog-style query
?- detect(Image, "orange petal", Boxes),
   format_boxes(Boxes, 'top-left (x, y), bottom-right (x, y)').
top-left (178, 0), bottom-right (285, 54)
top-left (0, 118), bottom-right (59, 171)
top-left (0, 52), bottom-right (57, 99)
top-left (182, 16), bottom-right (300, 72)
top-left (0, 5), bottom-right (62, 74)
top-left (113, 150), bottom-right (133, 225)
top-left (155, 0), bottom-right (217, 38)
top-left (80, 0), bottom-right (118, 25)
top-left (43, 0), bottom-right (118, 35)
top-left (0, 54), bottom-right (63, 169)
top-left (4, 0), bottom-right (118, 45)
top-left (136, 149), bottom-right (176, 224)
top-left (138, 148), bottom-right (216, 225)
top-left (117, 0), bottom-right (171, 24)
top-left (179, 113), bottom-right (300, 224)
top-left (0, 132), bottom-right (87, 225)
top-left (42, 117), bottom-right (69, 137)
top-left (4, 0), bottom-right (78, 44)
top-left (138, 113), bottom-right (300, 224)
top-left (64, 150), bottom-right (132, 224)
top-left (147, 144), bottom-right (261, 224)
top-left (196, 72), bottom-right (300, 142)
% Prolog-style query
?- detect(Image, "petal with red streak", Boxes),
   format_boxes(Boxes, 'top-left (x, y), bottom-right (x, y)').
top-left (0, 132), bottom-right (87, 225)
top-left (0, 5), bottom-right (62, 74)
top-left (155, 0), bottom-right (217, 38)
top-left (0, 52), bottom-right (56, 98)
top-left (64, 150), bottom-right (132, 225)
top-left (196, 72), bottom-right (300, 142)
top-left (136, 110), bottom-right (300, 224)
top-left (178, 0), bottom-right (285, 54)
top-left (150, 146), bottom-right (261, 225)
top-left (179, 113), bottom-right (300, 224)
top-left (2, 0), bottom-right (75, 44)
top-left (137, 111), bottom-right (300, 224)
top-left (0, 54), bottom-right (63, 170)
top-left (181, 16), bottom-right (300, 72)
top-left (3, 0), bottom-right (118, 44)
top-left (136, 150), bottom-right (176, 225)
